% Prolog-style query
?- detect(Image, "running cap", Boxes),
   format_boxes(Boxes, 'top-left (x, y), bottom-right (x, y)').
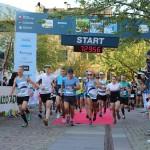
top-left (67, 68), bottom-right (73, 73)
top-left (79, 77), bottom-right (82, 79)
top-left (99, 72), bottom-right (104, 75)
top-left (138, 72), bottom-right (145, 75)
top-left (44, 65), bottom-right (51, 68)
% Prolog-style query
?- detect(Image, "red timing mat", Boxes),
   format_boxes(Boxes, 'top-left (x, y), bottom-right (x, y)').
top-left (51, 108), bottom-right (114, 125)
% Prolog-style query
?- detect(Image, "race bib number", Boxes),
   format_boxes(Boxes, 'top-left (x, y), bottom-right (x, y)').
top-left (66, 86), bottom-right (74, 94)
top-left (137, 90), bottom-right (141, 95)
top-left (123, 90), bottom-right (127, 96)
top-left (130, 94), bottom-right (134, 98)
top-left (45, 87), bottom-right (49, 91)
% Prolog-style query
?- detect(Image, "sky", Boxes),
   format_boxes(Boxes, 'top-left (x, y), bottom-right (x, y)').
top-left (0, 0), bottom-right (79, 12)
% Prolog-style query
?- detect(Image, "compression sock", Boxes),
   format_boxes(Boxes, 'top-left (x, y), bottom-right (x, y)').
top-left (121, 108), bottom-right (125, 116)
top-left (21, 113), bottom-right (28, 123)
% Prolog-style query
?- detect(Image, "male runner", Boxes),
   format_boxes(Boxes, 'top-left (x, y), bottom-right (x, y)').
top-left (36, 65), bottom-right (55, 126)
top-left (60, 68), bottom-right (80, 126)
top-left (9, 66), bottom-right (37, 127)
top-left (120, 74), bottom-right (131, 119)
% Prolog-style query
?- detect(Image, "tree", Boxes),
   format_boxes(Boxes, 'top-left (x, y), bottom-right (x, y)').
top-left (0, 6), bottom-right (15, 73)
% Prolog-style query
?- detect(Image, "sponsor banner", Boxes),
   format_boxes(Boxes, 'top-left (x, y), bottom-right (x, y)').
top-left (61, 35), bottom-right (119, 48)
top-left (0, 87), bottom-right (18, 113)
top-left (16, 11), bottom-right (150, 39)
top-left (0, 87), bottom-right (39, 116)
top-left (14, 32), bottom-right (37, 81)
top-left (16, 11), bottom-right (73, 35)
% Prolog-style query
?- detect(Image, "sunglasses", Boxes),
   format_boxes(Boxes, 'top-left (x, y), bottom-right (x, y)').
top-left (88, 74), bottom-right (93, 76)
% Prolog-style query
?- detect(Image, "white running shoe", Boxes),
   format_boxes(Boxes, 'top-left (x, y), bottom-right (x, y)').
top-left (147, 140), bottom-right (150, 143)
top-left (62, 118), bottom-right (66, 123)
top-left (56, 112), bottom-right (61, 119)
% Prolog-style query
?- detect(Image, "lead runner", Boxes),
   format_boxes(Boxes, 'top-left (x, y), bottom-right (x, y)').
top-left (9, 66), bottom-right (38, 127)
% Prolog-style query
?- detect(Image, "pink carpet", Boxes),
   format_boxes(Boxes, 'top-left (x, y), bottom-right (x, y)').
top-left (51, 108), bottom-right (114, 125)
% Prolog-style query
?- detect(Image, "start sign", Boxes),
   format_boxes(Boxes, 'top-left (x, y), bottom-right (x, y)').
top-left (61, 35), bottom-right (119, 48)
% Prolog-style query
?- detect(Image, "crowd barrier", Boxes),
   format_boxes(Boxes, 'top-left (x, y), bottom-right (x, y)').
top-left (0, 86), bottom-right (39, 117)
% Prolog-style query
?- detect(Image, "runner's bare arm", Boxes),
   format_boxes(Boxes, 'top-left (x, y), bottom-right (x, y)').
top-left (60, 83), bottom-right (64, 95)
top-left (27, 77), bottom-right (44, 90)
top-left (73, 84), bottom-right (80, 90)
top-left (95, 79), bottom-right (102, 88)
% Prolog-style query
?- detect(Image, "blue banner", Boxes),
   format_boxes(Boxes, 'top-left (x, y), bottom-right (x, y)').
top-left (61, 35), bottom-right (119, 48)
top-left (14, 32), bottom-right (37, 81)
top-left (16, 12), bottom-right (73, 35)
top-left (15, 11), bottom-right (150, 39)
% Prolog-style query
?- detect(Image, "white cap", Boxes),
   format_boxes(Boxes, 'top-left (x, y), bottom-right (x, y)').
top-left (79, 77), bottom-right (82, 79)
top-left (99, 72), bottom-right (104, 75)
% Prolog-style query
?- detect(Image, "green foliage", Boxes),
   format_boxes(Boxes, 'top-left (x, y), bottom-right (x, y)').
top-left (0, 6), bottom-right (15, 72)
top-left (96, 39), bottom-right (149, 80)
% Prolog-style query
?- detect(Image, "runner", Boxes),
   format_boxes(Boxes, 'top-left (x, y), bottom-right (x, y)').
top-left (85, 71), bottom-right (102, 125)
top-left (36, 65), bottom-right (55, 126)
top-left (9, 66), bottom-right (37, 127)
top-left (83, 71), bottom-right (89, 118)
top-left (76, 77), bottom-right (84, 112)
top-left (107, 76), bottom-right (121, 124)
top-left (97, 72), bottom-right (107, 117)
top-left (60, 68), bottom-right (80, 126)
top-left (120, 74), bottom-right (131, 119)
top-left (129, 81), bottom-right (137, 110)
top-left (55, 68), bottom-right (66, 120)
top-left (136, 79), bottom-right (143, 108)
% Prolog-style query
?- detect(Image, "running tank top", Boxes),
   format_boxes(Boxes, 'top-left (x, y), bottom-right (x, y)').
top-left (16, 76), bottom-right (29, 97)
top-left (98, 79), bottom-right (107, 96)
top-left (86, 79), bottom-right (98, 99)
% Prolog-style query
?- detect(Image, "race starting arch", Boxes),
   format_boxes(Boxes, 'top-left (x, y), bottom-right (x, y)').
top-left (14, 11), bottom-right (150, 81)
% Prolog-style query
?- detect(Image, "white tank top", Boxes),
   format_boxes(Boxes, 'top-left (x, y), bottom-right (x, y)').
top-left (98, 79), bottom-right (107, 96)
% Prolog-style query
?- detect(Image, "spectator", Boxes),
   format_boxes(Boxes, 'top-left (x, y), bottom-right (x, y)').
top-left (3, 76), bottom-right (8, 86)
top-left (8, 72), bottom-right (18, 86)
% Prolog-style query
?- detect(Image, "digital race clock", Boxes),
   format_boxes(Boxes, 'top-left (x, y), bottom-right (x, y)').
top-left (74, 46), bottom-right (103, 53)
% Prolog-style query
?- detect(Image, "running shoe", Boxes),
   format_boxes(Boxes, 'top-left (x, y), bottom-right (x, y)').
top-left (66, 116), bottom-right (70, 124)
top-left (117, 113), bottom-right (121, 120)
top-left (22, 122), bottom-right (28, 127)
top-left (89, 118), bottom-right (92, 125)
top-left (99, 112), bottom-right (102, 117)
top-left (56, 112), bottom-right (61, 119)
top-left (147, 140), bottom-right (150, 143)
top-left (122, 115), bottom-right (125, 119)
top-left (38, 113), bottom-right (43, 119)
top-left (70, 120), bottom-right (74, 126)
top-left (27, 113), bottom-right (31, 121)
top-left (148, 129), bottom-right (150, 132)
top-left (62, 117), bottom-right (66, 123)
top-left (93, 114), bottom-right (96, 121)
top-left (86, 114), bottom-right (89, 119)
top-left (127, 107), bottom-right (130, 112)
top-left (103, 108), bottom-right (106, 114)
top-left (43, 119), bottom-right (48, 126)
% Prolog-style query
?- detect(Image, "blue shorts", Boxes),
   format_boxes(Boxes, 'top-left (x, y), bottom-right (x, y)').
top-left (76, 93), bottom-right (84, 100)
top-left (84, 92), bottom-right (87, 98)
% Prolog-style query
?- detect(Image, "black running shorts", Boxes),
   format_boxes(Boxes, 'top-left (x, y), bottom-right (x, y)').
top-left (17, 96), bottom-right (29, 105)
top-left (120, 97), bottom-right (129, 105)
top-left (40, 93), bottom-right (51, 103)
top-left (63, 96), bottom-right (76, 106)
top-left (97, 94), bottom-right (107, 101)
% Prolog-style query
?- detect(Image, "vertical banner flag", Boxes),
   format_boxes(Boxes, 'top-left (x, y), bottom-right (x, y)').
top-left (14, 32), bottom-right (37, 81)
